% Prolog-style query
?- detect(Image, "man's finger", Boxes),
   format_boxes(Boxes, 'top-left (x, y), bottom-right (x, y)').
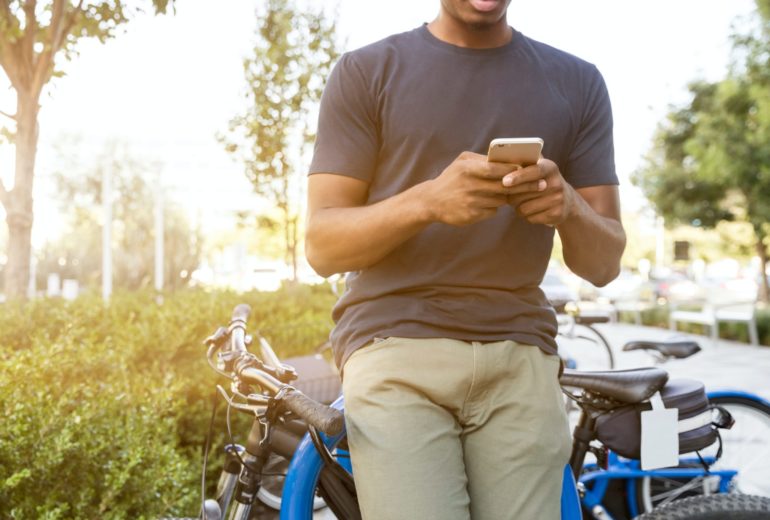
top-left (514, 195), bottom-right (553, 216)
top-left (478, 161), bottom-right (521, 180)
top-left (507, 188), bottom-right (546, 205)
top-left (502, 180), bottom-right (545, 197)
top-left (501, 164), bottom-right (546, 187)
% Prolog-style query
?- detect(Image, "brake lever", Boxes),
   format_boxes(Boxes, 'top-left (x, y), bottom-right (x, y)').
top-left (235, 350), bottom-right (297, 385)
top-left (260, 388), bottom-right (289, 449)
top-left (204, 326), bottom-right (229, 348)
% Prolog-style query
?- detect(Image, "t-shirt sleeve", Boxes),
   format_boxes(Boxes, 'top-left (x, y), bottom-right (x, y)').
top-left (563, 65), bottom-right (618, 188)
top-left (308, 53), bottom-right (379, 182)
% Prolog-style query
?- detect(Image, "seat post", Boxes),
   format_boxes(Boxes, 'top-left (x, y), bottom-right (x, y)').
top-left (569, 406), bottom-right (597, 479)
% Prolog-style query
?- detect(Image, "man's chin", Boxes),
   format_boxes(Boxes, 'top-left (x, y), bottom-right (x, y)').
top-left (468, 0), bottom-right (501, 13)
top-left (462, 0), bottom-right (508, 28)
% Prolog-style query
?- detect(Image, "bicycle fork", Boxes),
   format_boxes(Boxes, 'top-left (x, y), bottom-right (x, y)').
top-left (202, 422), bottom-right (271, 520)
top-left (202, 445), bottom-right (246, 520)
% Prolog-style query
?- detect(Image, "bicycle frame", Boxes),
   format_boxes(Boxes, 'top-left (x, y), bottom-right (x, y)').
top-left (281, 395), bottom-right (347, 520)
top-left (577, 388), bottom-right (770, 519)
top-left (280, 396), bottom-right (584, 520)
top-left (579, 451), bottom-right (736, 519)
top-left (279, 393), bottom-right (769, 519)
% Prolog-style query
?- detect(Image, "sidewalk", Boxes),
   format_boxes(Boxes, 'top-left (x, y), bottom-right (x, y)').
top-left (588, 322), bottom-right (770, 401)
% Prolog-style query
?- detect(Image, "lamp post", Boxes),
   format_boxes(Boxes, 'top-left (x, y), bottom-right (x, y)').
top-left (102, 163), bottom-right (112, 301)
top-left (154, 174), bottom-right (164, 295)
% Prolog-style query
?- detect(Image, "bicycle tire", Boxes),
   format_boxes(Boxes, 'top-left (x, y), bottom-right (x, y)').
top-left (557, 323), bottom-right (615, 370)
top-left (634, 395), bottom-right (770, 513)
top-left (256, 453), bottom-right (328, 511)
top-left (634, 494), bottom-right (770, 519)
top-left (581, 324), bottom-right (615, 369)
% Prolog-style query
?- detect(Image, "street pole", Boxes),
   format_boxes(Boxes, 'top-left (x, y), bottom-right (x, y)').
top-left (154, 174), bottom-right (164, 295)
top-left (655, 215), bottom-right (665, 270)
top-left (102, 163), bottom-right (113, 301)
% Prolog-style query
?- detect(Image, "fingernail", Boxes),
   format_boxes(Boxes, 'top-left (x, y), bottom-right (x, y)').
top-left (503, 175), bottom-right (513, 187)
top-left (538, 179), bottom-right (547, 191)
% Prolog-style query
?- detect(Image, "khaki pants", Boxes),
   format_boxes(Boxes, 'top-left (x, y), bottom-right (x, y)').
top-left (342, 337), bottom-right (571, 520)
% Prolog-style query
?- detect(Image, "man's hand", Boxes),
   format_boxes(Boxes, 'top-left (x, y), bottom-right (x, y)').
top-left (503, 158), bottom-right (577, 226)
top-left (425, 151), bottom-right (547, 226)
top-left (500, 157), bottom-right (625, 286)
top-left (305, 152), bottom-right (572, 277)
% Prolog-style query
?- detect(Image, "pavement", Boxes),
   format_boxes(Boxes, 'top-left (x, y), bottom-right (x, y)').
top-left (583, 322), bottom-right (770, 401)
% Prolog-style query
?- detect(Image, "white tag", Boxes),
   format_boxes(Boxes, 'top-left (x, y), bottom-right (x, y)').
top-left (640, 392), bottom-right (679, 470)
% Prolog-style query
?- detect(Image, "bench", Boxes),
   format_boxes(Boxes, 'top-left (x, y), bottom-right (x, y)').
top-left (611, 298), bottom-right (657, 326)
top-left (669, 299), bottom-right (759, 346)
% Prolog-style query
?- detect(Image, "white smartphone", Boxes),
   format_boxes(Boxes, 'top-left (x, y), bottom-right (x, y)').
top-left (487, 137), bottom-right (544, 166)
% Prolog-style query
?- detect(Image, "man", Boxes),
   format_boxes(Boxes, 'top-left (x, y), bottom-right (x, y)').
top-left (305, 0), bottom-right (625, 518)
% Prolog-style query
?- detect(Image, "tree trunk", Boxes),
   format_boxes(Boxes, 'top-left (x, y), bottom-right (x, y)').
top-left (757, 235), bottom-right (769, 304)
top-left (3, 93), bottom-right (39, 300)
top-left (289, 214), bottom-right (298, 282)
top-left (280, 203), bottom-right (298, 283)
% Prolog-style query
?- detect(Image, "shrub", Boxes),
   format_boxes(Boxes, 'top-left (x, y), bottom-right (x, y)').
top-left (0, 285), bottom-right (337, 519)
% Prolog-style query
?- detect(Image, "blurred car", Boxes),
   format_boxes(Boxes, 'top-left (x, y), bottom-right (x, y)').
top-left (701, 276), bottom-right (758, 302)
top-left (541, 270), bottom-right (579, 311)
top-left (594, 269), bottom-right (644, 303)
top-left (647, 272), bottom-right (702, 302)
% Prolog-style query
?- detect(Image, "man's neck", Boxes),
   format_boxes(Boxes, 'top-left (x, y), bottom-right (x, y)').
top-left (427, 15), bottom-right (512, 49)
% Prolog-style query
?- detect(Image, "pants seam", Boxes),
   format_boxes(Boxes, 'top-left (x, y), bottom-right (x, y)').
top-left (460, 342), bottom-right (478, 423)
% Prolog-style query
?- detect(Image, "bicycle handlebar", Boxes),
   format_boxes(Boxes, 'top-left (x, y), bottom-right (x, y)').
top-left (231, 303), bottom-right (252, 324)
top-left (282, 388), bottom-right (345, 436)
top-left (219, 304), bottom-right (344, 437)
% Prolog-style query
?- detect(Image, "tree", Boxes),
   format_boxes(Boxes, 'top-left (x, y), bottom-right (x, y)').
top-left (35, 142), bottom-right (202, 292)
top-left (633, 3), bottom-right (770, 303)
top-left (0, 0), bottom-right (172, 299)
top-left (221, 0), bottom-right (340, 281)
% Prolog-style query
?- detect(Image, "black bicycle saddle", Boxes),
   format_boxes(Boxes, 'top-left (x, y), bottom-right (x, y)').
top-left (559, 367), bottom-right (669, 404)
top-left (622, 340), bottom-right (701, 359)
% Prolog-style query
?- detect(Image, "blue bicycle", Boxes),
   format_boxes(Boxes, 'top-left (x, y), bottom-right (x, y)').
top-left (191, 305), bottom-right (770, 520)
top-left (617, 339), bottom-right (770, 516)
top-left (558, 336), bottom-right (770, 519)
top-left (284, 374), bottom-right (770, 520)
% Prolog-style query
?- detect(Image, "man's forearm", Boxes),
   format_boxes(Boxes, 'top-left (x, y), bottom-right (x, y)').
top-left (306, 153), bottom-right (539, 278)
top-left (305, 182), bottom-right (435, 278)
top-left (557, 192), bottom-right (626, 287)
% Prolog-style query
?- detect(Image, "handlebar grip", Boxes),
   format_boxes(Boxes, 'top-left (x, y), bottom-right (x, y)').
top-left (231, 304), bottom-right (251, 324)
top-left (282, 389), bottom-right (345, 436)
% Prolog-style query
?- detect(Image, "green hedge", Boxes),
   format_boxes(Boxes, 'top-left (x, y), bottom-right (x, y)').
top-left (0, 285), bottom-right (337, 519)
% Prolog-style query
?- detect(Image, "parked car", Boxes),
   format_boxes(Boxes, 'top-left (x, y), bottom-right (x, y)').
top-left (646, 272), bottom-right (701, 302)
top-left (541, 270), bottom-right (578, 311)
top-left (594, 269), bottom-right (644, 303)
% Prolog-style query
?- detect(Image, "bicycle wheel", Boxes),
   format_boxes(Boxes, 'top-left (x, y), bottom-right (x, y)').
top-left (703, 396), bottom-right (770, 496)
top-left (634, 394), bottom-right (770, 513)
top-left (557, 323), bottom-right (615, 370)
top-left (634, 494), bottom-right (770, 519)
top-left (256, 453), bottom-right (328, 512)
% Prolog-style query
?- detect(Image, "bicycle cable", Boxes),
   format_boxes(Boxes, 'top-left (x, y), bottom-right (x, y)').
top-left (201, 389), bottom-right (219, 520)
top-left (221, 386), bottom-right (287, 478)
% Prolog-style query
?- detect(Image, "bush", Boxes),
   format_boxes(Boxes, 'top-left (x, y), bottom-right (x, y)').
top-left (0, 285), bottom-right (337, 519)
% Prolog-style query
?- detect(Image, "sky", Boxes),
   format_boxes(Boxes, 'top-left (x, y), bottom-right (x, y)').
top-left (0, 0), bottom-right (760, 249)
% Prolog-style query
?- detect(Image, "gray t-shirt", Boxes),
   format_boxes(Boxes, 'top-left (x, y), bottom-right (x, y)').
top-left (309, 25), bottom-right (618, 369)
